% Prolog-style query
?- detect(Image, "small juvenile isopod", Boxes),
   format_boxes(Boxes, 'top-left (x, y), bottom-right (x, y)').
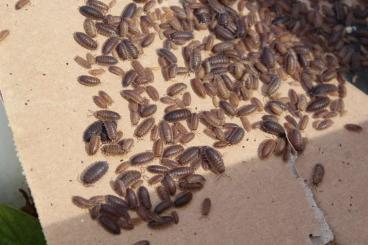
top-left (344, 124), bottom-right (363, 133)
top-left (201, 198), bottom-right (211, 216)
top-left (311, 163), bottom-right (325, 186)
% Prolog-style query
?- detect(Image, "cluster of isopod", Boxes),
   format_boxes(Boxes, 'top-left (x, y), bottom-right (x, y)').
top-left (72, 0), bottom-right (365, 240)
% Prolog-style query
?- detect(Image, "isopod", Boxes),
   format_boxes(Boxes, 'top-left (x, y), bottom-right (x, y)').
top-left (201, 198), bottom-right (211, 216)
top-left (80, 161), bottom-right (109, 185)
top-left (130, 151), bottom-right (155, 165)
top-left (78, 75), bottom-right (100, 86)
top-left (311, 163), bottom-right (325, 186)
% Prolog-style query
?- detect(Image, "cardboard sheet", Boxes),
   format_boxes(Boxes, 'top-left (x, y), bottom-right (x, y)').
top-left (0, 0), bottom-right (366, 244)
top-left (296, 89), bottom-right (368, 245)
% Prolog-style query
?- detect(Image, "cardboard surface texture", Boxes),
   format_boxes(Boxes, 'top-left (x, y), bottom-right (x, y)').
top-left (0, 0), bottom-right (367, 244)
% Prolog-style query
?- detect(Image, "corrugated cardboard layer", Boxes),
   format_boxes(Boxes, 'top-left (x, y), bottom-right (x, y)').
top-left (0, 0), bottom-right (366, 244)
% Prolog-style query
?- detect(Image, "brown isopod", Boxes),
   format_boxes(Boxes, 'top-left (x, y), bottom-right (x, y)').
top-left (201, 198), bottom-right (211, 216)
top-left (86, 0), bottom-right (109, 12)
top-left (312, 119), bottom-right (334, 130)
top-left (154, 200), bottom-right (173, 215)
top-left (261, 120), bottom-right (285, 137)
top-left (274, 138), bottom-right (287, 156)
top-left (148, 175), bottom-right (164, 185)
top-left (98, 215), bottom-right (121, 235)
top-left (93, 110), bottom-right (120, 121)
top-left (311, 163), bottom-right (325, 186)
top-left (225, 127), bottom-right (245, 145)
top-left (344, 124), bottom-right (363, 133)
top-left (118, 138), bottom-right (134, 152)
top-left (86, 52), bottom-right (95, 65)
top-left (240, 116), bottom-right (252, 132)
top-left (101, 144), bottom-right (126, 155)
top-left (168, 167), bottom-right (194, 179)
top-left (180, 132), bottom-right (195, 144)
top-left (182, 92), bottom-right (191, 107)
top-left (140, 104), bottom-right (157, 118)
top-left (219, 100), bottom-right (236, 117)
top-left (130, 151), bottom-right (155, 165)
top-left (250, 97), bottom-right (263, 112)
top-left (159, 120), bottom-right (173, 144)
top-left (258, 139), bottom-right (276, 159)
top-left (133, 240), bottom-right (150, 245)
top-left (72, 196), bottom-right (93, 209)
top-left (177, 146), bottom-right (200, 165)
top-left (74, 56), bottom-right (92, 69)
top-left (15, 0), bottom-right (30, 10)
top-left (161, 175), bottom-right (176, 195)
top-left (95, 55), bottom-right (118, 66)
top-left (83, 19), bottom-right (97, 38)
top-left (190, 78), bottom-right (207, 98)
top-left (115, 161), bottom-right (130, 174)
top-left (156, 185), bottom-right (171, 202)
top-left (187, 113), bottom-right (199, 131)
top-left (86, 134), bottom-right (101, 155)
top-left (121, 90), bottom-right (145, 104)
top-left (98, 91), bottom-right (113, 105)
top-left (167, 83), bottom-right (187, 96)
top-left (164, 109), bottom-right (191, 122)
top-left (93, 96), bottom-right (107, 109)
top-left (298, 115), bottom-right (309, 130)
top-left (74, 32), bottom-right (98, 50)
top-left (126, 188), bottom-right (138, 210)
top-left (306, 97), bottom-right (330, 112)
top-left (153, 139), bottom-right (164, 157)
top-left (174, 191), bottom-right (193, 207)
top-left (147, 215), bottom-right (175, 229)
top-left (78, 75), bottom-right (101, 86)
top-left (160, 158), bottom-right (180, 169)
top-left (147, 165), bottom-right (169, 174)
top-left (287, 128), bottom-right (304, 152)
top-left (134, 118), bottom-right (155, 137)
top-left (236, 104), bottom-right (257, 117)
top-left (80, 161), bottom-right (109, 185)
top-left (138, 186), bottom-right (152, 209)
top-left (89, 68), bottom-right (105, 76)
top-left (146, 86), bottom-right (160, 101)
top-left (202, 146), bottom-right (225, 174)
top-left (108, 66), bottom-right (125, 76)
top-left (116, 170), bottom-right (141, 189)
top-left (102, 37), bottom-right (119, 55)
top-left (163, 144), bottom-right (185, 158)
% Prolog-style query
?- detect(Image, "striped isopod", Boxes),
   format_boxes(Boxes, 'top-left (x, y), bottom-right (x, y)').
top-left (130, 151), bottom-right (155, 165)
top-left (164, 109), bottom-right (191, 122)
top-left (78, 75), bottom-right (100, 86)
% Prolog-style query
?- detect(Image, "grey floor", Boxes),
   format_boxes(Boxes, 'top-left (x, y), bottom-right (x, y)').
top-left (0, 102), bottom-right (27, 208)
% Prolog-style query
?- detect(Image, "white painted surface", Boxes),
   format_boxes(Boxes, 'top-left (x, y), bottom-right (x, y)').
top-left (0, 102), bottom-right (27, 207)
